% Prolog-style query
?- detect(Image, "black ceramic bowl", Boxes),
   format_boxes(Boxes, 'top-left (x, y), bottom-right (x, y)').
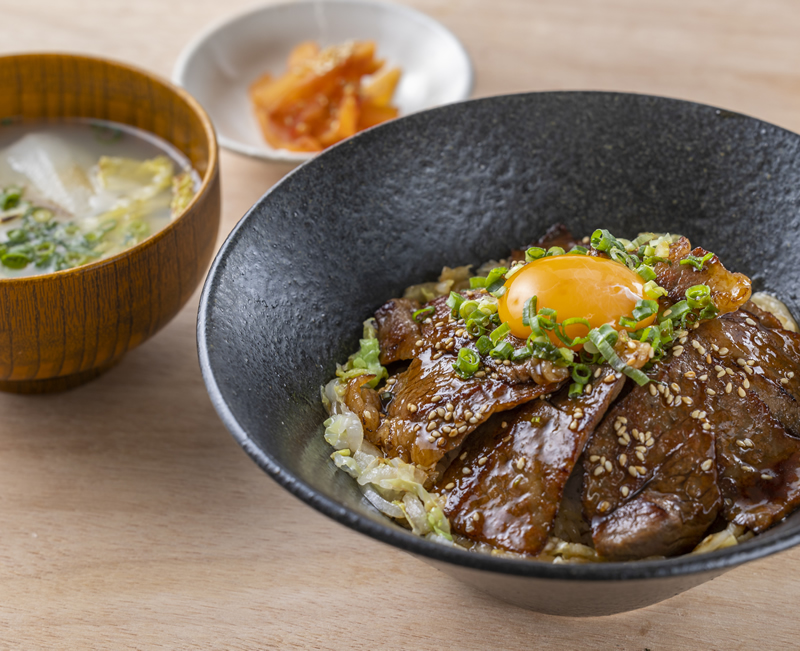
top-left (198, 92), bottom-right (800, 617)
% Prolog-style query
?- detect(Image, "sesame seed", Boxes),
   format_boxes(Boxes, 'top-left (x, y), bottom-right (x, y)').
top-left (746, 359), bottom-right (756, 366)
top-left (744, 365), bottom-right (754, 375)
top-left (635, 445), bottom-right (646, 453)
top-left (719, 347), bottom-right (729, 356)
top-left (746, 318), bottom-right (757, 327)
top-left (761, 474), bottom-right (772, 481)
top-left (742, 464), bottom-right (756, 473)
top-left (745, 438), bottom-right (755, 448)
top-left (683, 397), bottom-right (694, 406)
top-left (477, 457), bottom-right (488, 467)
top-left (594, 368), bottom-right (603, 378)
top-left (427, 436), bottom-right (435, 443)
top-left (516, 458), bottom-right (525, 470)
top-left (502, 421), bottom-right (508, 428)
top-left (706, 388), bottom-right (716, 396)
top-left (434, 321), bottom-right (444, 327)
top-left (491, 373), bottom-right (499, 379)
top-left (673, 346), bottom-right (684, 357)
top-left (464, 410), bottom-right (473, 419)
top-left (691, 340), bottom-right (701, 349)
top-left (444, 412), bottom-right (453, 422)
top-left (628, 466), bottom-right (639, 478)
top-left (468, 417), bottom-right (478, 424)
top-left (436, 407), bottom-right (446, 418)
top-left (712, 344), bottom-right (720, 351)
top-left (598, 501), bottom-right (610, 513)
top-left (604, 460), bottom-right (613, 472)
top-left (635, 451), bottom-right (645, 462)
top-left (458, 425), bottom-right (467, 434)
top-left (445, 482), bottom-right (455, 490)
top-left (474, 371), bottom-right (485, 377)
top-left (670, 383), bottom-right (681, 394)
top-left (502, 435), bottom-right (512, 443)
top-left (691, 410), bottom-right (701, 419)
top-left (702, 423), bottom-right (711, 431)
top-left (433, 352), bottom-right (443, 360)
top-left (685, 371), bottom-right (697, 380)
top-left (658, 384), bottom-right (666, 394)
top-left (724, 383), bottom-right (732, 394)
top-left (593, 466), bottom-right (604, 476)
top-left (781, 377), bottom-right (790, 385)
top-left (386, 377), bottom-right (397, 385)
top-left (590, 454), bottom-right (600, 462)
top-left (569, 420), bottom-right (578, 431)
top-left (736, 440), bottom-right (747, 449)
top-left (701, 459), bottom-right (713, 471)
top-left (699, 375), bottom-right (708, 381)
top-left (789, 372), bottom-right (796, 379)
top-left (455, 329), bottom-right (464, 337)
top-left (738, 387), bottom-right (747, 397)
top-left (408, 403), bottom-right (418, 413)
top-left (423, 317), bottom-right (432, 324)
top-left (742, 378), bottom-right (750, 389)
top-left (717, 371), bottom-right (726, 379)
top-left (618, 437), bottom-right (628, 446)
top-left (619, 454), bottom-right (628, 466)
top-left (636, 466), bottom-right (646, 475)
top-left (726, 368), bottom-right (734, 376)
top-left (698, 411), bottom-right (707, 419)
top-left (462, 466), bottom-right (471, 475)
top-left (472, 512), bottom-right (481, 522)
top-left (627, 341), bottom-right (637, 350)
top-left (649, 384), bottom-right (658, 396)
top-left (645, 438), bottom-right (655, 448)
top-left (621, 486), bottom-right (630, 497)
top-left (432, 395), bottom-right (443, 403)
top-left (603, 374), bottom-right (616, 384)
top-left (428, 412), bottom-right (438, 421)
top-left (426, 422), bottom-right (437, 431)
top-left (664, 309), bottom-right (673, 317)
top-left (737, 358), bottom-right (747, 367)
top-left (442, 425), bottom-right (452, 434)
top-left (585, 383), bottom-right (593, 394)
top-left (679, 336), bottom-right (688, 344)
top-left (435, 342), bottom-right (442, 350)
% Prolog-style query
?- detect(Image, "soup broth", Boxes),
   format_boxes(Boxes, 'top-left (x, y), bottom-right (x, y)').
top-left (0, 119), bottom-right (198, 278)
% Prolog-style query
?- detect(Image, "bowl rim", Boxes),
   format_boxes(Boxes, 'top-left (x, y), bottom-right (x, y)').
top-left (0, 51), bottom-right (219, 286)
top-left (198, 89), bottom-right (800, 581)
top-left (172, 0), bottom-right (475, 163)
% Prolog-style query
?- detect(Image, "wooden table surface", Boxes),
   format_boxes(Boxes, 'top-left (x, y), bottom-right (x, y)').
top-left (3, 0), bottom-right (800, 648)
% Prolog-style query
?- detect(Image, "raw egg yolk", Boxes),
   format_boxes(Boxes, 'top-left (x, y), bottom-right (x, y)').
top-left (497, 255), bottom-right (656, 344)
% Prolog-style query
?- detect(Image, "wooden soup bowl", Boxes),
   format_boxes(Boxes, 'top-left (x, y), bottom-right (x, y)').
top-left (0, 54), bottom-right (220, 393)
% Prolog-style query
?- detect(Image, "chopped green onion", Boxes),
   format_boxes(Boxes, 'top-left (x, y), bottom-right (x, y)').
top-left (490, 322), bottom-right (511, 346)
top-left (588, 325), bottom-right (649, 386)
top-left (635, 263), bottom-right (656, 281)
top-left (685, 284), bottom-right (711, 309)
top-left (453, 348), bottom-right (480, 379)
top-left (546, 246), bottom-right (565, 257)
top-left (459, 300), bottom-right (479, 319)
top-left (511, 346), bottom-right (532, 362)
top-left (469, 276), bottom-right (486, 289)
top-left (484, 267), bottom-right (508, 297)
top-left (525, 247), bottom-right (546, 262)
top-left (465, 319), bottom-right (486, 337)
top-left (591, 229), bottom-right (623, 253)
top-left (446, 291), bottom-right (465, 316)
top-left (531, 415), bottom-right (542, 425)
top-left (571, 363), bottom-right (592, 384)
top-left (643, 280), bottom-right (668, 300)
top-left (521, 295), bottom-right (538, 328)
top-left (490, 341), bottom-right (514, 360)
top-left (568, 245), bottom-right (589, 255)
top-left (679, 251), bottom-right (714, 271)
top-left (1, 252), bottom-right (30, 269)
top-left (475, 335), bottom-right (493, 356)
top-left (412, 306), bottom-right (435, 321)
top-left (568, 383), bottom-right (584, 398)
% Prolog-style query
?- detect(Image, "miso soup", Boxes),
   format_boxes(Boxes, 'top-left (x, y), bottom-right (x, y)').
top-left (0, 119), bottom-right (198, 278)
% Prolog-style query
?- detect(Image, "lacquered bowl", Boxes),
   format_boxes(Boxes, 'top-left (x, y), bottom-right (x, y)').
top-left (0, 53), bottom-right (220, 393)
top-left (198, 92), bottom-right (800, 616)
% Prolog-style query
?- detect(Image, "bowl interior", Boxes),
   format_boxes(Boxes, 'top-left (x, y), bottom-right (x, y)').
top-left (174, 0), bottom-right (473, 162)
top-left (199, 91), bottom-right (800, 580)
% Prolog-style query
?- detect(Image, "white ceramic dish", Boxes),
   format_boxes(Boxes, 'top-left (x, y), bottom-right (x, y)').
top-left (173, 0), bottom-right (474, 163)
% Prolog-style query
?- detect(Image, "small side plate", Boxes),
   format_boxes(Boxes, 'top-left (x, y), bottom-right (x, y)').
top-left (173, 0), bottom-right (474, 163)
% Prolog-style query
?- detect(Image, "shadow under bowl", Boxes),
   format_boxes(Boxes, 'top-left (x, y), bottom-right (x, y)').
top-left (198, 91), bottom-right (800, 616)
top-left (0, 53), bottom-right (220, 394)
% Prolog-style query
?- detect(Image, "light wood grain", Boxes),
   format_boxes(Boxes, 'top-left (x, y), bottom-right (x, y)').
top-left (2, 0), bottom-right (800, 648)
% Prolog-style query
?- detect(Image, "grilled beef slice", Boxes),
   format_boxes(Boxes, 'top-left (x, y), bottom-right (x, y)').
top-left (437, 369), bottom-right (626, 555)
top-left (346, 295), bottom-right (568, 479)
top-left (585, 310), bottom-right (800, 559)
top-left (374, 298), bottom-right (422, 365)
